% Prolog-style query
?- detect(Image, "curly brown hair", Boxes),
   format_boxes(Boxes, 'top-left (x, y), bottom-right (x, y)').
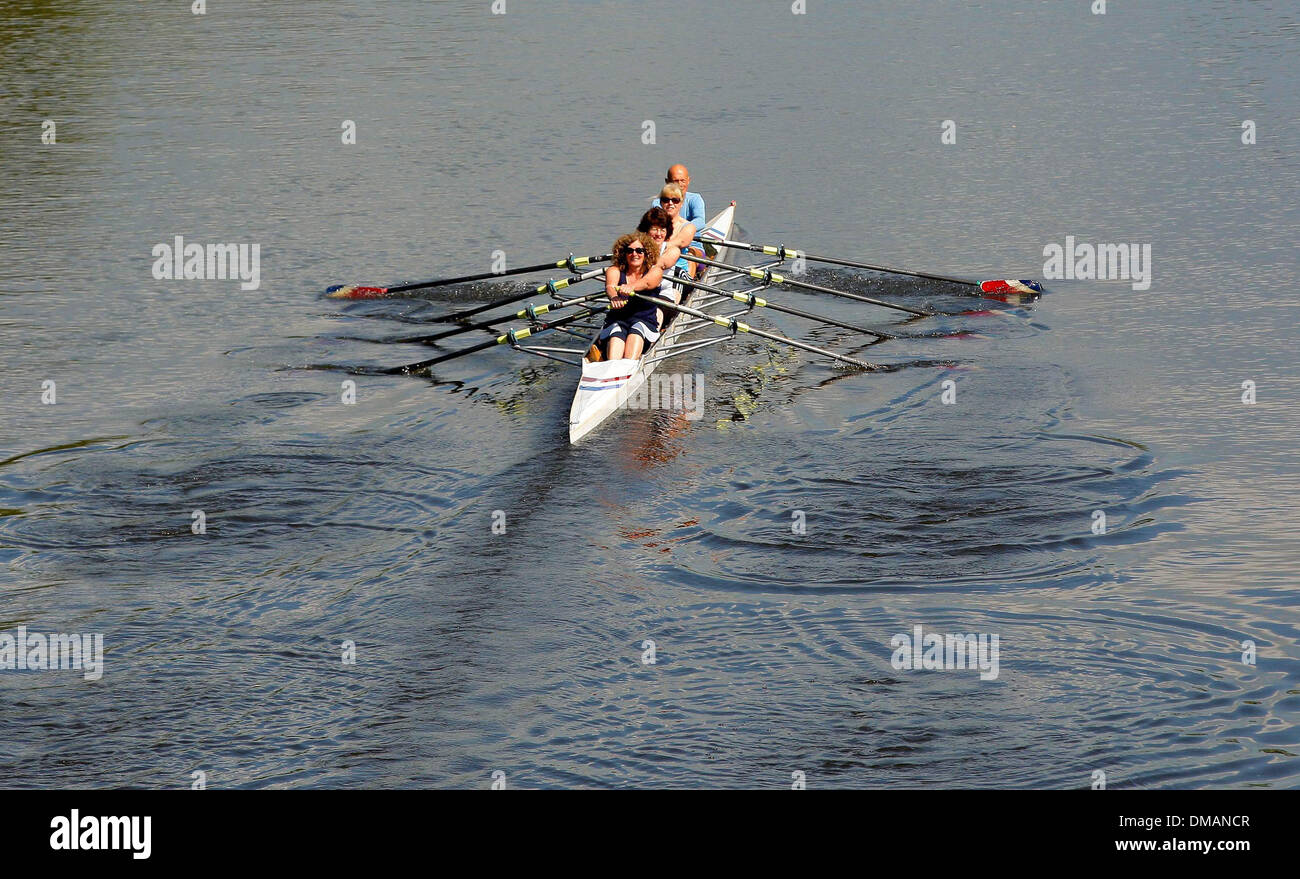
top-left (611, 231), bottom-right (660, 272)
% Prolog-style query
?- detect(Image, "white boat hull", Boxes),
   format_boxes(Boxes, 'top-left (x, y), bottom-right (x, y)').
top-left (569, 203), bottom-right (737, 443)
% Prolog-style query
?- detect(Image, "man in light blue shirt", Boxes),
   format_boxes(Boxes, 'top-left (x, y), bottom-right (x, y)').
top-left (652, 165), bottom-right (707, 277)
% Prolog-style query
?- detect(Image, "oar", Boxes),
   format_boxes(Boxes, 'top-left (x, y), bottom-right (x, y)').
top-left (674, 276), bottom-right (895, 340)
top-left (631, 292), bottom-right (878, 371)
top-left (325, 253), bottom-right (612, 300)
top-left (414, 269), bottom-right (607, 327)
top-left (682, 254), bottom-right (935, 317)
top-left (708, 237), bottom-right (1042, 296)
top-left (388, 270), bottom-right (606, 345)
top-left (382, 306), bottom-right (601, 375)
top-left (401, 292), bottom-right (605, 346)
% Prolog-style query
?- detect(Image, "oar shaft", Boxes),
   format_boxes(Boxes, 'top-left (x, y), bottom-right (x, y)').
top-left (632, 292), bottom-right (876, 370)
top-left (719, 239), bottom-right (976, 287)
top-left (800, 252), bottom-right (974, 287)
top-left (385, 307), bottom-right (599, 374)
top-left (686, 254), bottom-right (933, 317)
top-left (395, 273), bottom-right (604, 344)
top-left (676, 276), bottom-right (893, 340)
top-left (430, 269), bottom-right (602, 324)
top-left (387, 254), bottom-right (609, 295)
top-left (326, 254), bottom-right (612, 300)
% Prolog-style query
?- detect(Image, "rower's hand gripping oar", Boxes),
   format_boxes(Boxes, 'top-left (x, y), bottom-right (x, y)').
top-left (325, 252), bottom-right (611, 301)
top-left (705, 237), bottom-right (1043, 298)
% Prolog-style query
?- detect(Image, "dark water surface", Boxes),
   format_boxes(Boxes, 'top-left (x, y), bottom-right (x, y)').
top-left (1, 1), bottom-right (1297, 788)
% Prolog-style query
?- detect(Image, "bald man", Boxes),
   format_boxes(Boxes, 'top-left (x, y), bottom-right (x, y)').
top-left (652, 165), bottom-right (707, 277)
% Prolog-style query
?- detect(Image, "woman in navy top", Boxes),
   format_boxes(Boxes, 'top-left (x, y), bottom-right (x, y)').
top-left (598, 231), bottom-right (664, 361)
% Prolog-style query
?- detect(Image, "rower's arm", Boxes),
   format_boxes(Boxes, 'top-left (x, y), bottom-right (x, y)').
top-left (670, 222), bottom-right (697, 250)
top-left (687, 194), bottom-right (706, 231)
top-left (624, 265), bottom-right (664, 291)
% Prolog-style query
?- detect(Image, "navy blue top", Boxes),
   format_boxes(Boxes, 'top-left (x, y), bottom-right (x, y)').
top-left (604, 269), bottom-right (660, 330)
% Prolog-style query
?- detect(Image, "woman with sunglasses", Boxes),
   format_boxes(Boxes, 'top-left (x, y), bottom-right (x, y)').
top-left (596, 231), bottom-right (664, 362)
top-left (655, 183), bottom-right (698, 251)
top-left (655, 183), bottom-right (704, 280)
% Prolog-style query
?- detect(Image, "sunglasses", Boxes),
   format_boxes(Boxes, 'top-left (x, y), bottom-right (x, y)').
top-left (661, 197), bottom-right (681, 204)
top-left (625, 247), bottom-right (646, 254)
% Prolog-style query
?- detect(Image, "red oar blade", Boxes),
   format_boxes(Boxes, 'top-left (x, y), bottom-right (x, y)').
top-left (325, 284), bottom-right (390, 300)
top-left (979, 279), bottom-right (1043, 296)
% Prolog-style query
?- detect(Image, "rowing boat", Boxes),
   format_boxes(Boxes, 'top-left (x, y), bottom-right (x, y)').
top-left (567, 202), bottom-right (737, 443)
top-left (348, 205), bottom-right (1043, 441)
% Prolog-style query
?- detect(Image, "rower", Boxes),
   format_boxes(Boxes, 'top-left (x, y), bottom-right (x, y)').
top-left (597, 232), bottom-right (664, 362)
top-left (654, 165), bottom-right (706, 237)
top-left (653, 165), bottom-right (707, 279)
top-left (653, 183), bottom-right (697, 262)
top-left (637, 206), bottom-right (687, 329)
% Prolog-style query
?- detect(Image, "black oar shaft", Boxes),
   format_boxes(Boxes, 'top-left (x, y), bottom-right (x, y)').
top-left (719, 240), bottom-right (976, 287)
top-left (430, 270), bottom-right (602, 324)
top-left (676, 276), bottom-right (893, 340)
top-left (795, 252), bottom-right (974, 287)
top-left (686, 254), bottom-right (933, 317)
top-left (394, 272), bottom-right (604, 344)
top-left (388, 254), bottom-right (610, 295)
top-left (632, 292), bottom-right (877, 370)
top-left (327, 254), bottom-right (613, 300)
top-left (384, 307), bottom-right (599, 374)
top-left (407, 293), bottom-right (603, 345)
